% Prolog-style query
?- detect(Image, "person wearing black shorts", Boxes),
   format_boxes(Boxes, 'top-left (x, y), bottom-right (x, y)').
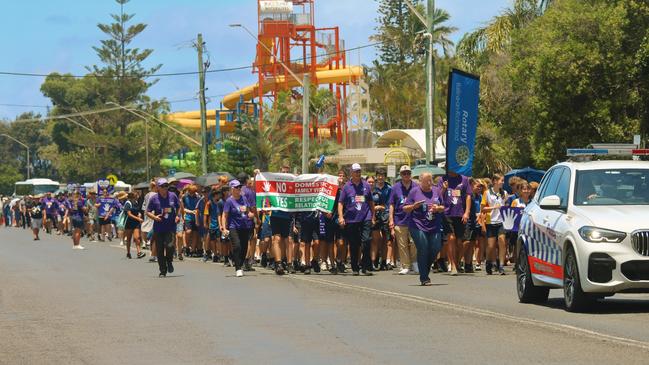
top-left (369, 169), bottom-right (393, 271)
top-left (124, 192), bottom-right (145, 259)
top-left (68, 191), bottom-right (86, 250)
top-left (298, 211), bottom-right (320, 274)
top-left (439, 171), bottom-right (473, 275)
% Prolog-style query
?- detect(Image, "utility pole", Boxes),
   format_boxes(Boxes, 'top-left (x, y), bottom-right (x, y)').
top-left (405, 0), bottom-right (435, 165)
top-left (197, 33), bottom-right (208, 175)
top-left (144, 116), bottom-right (150, 181)
top-left (426, 0), bottom-right (436, 165)
top-left (302, 74), bottom-right (311, 174)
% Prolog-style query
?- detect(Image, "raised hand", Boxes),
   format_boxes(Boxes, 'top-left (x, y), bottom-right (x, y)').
top-left (502, 208), bottom-right (517, 231)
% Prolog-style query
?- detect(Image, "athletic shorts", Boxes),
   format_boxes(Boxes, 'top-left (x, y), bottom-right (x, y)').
top-left (99, 217), bottom-right (111, 226)
top-left (486, 224), bottom-right (505, 238)
top-left (299, 219), bottom-right (319, 244)
top-left (258, 221), bottom-right (272, 240)
top-left (71, 217), bottom-right (85, 229)
top-left (443, 216), bottom-right (466, 239)
top-left (463, 225), bottom-right (483, 241)
top-left (124, 218), bottom-right (141, 231)
top-left (31, 218), bottom-right (43, 230)
top-left (270, 216), bottom-right (291, 238)
top-left (184, 220), bottom-right (198, 231)
top-left (209, 229), bottom-right (220, 241)
top-left (176, 221), bottom-right (184, 234)
top-left (319, 219), bottom-right (341, 242)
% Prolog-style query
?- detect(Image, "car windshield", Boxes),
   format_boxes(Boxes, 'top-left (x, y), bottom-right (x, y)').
top-left (574, 169), bottom-right (649, 206)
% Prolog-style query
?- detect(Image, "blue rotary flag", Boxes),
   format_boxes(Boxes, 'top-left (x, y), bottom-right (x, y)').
top-left (446, 69), bottom-right (480, 176)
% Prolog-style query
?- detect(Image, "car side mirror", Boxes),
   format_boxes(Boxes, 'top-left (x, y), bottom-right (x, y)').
top-left (540, 195), bottom-right (562, 210)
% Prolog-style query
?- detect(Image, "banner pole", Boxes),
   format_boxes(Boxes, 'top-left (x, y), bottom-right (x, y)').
top-left (426, 0), bottom-right (436, 165)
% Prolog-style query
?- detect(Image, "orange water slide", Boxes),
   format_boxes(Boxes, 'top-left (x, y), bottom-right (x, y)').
top-left (166, 65), bottom-right (363, 132)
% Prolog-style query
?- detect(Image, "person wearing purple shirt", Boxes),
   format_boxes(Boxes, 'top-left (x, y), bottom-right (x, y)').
top-left (223, 179), bottom-right (255, 277)
top-left (68, 191), bottom-right (86, 250)
top-left (337, 163), bottom-right (375, 275)
top-left (438, 171), bottom-right (473, 276)
top-left (238, 172), bottom-right (258, 271)
top-left (389, 165), bottom-right (420, 275)
top-left (56, 195), bottom-right (70, 235)
top-left (41, 193), bottom-right (60, 234)
top-left (404, 172), bottom-right (445, 286)
top-left (146, 178), bottom-right (181, 277)
top-left (96, 190), bottom-right (117, 242)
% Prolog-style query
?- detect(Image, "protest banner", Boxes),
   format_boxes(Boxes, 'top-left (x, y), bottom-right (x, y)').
top-left (255, 173), bottom-right (339, 213)
top-left (499, 206), bottom-right (524, 232)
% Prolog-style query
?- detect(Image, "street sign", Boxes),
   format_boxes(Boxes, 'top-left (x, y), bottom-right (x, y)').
top-left (634, 135), bottom-right (641, 146)
top-left (106, 174), bottom-right (118, 186)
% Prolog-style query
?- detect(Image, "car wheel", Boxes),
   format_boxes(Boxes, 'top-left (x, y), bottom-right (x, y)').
top-left (517, 243), bottom-right (550, 303)
top-left (563, 246), bottom-right (593, 312)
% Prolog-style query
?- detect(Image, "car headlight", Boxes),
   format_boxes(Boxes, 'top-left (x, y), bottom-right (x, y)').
top-left (578, 226), bottom-right (626, 243)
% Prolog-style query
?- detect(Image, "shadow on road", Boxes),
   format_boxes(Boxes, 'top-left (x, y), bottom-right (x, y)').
top-left (538, 297), bottom-right (649, 314)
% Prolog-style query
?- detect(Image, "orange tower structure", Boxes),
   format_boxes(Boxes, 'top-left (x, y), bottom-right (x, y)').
top-left (255, 0), bottom-right (352, 144)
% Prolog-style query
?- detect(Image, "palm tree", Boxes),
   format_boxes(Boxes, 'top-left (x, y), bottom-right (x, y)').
top-left (229, 108), bottom-right (298, 172)
top-left (456, 0), bottom-right (551, 71)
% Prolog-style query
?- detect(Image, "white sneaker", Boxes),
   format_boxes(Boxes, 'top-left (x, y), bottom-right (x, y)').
top-left (412, 262), bottom-right (419, 274)
top-left (450, 267), bottom-right (458, 276)
top-left (320, 261), bottom-right (328, 271)
top-left (73, 245), bottom-right (85, 250)
top-left (235, 269), bottom-right (244, 277)
top-left (398, 268), bottom-right (409, 275)
top-left (120, 240), bottom-right (125, 246)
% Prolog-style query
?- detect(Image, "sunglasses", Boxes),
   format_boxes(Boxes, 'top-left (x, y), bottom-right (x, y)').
top-left (400, 172), bottom-right (412, 176)
top-left (160, 184), bottom-right (169, 188)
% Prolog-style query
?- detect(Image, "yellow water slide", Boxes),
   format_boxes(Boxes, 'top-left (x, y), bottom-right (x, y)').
top-left (166, 65), bottom-right (363, 132)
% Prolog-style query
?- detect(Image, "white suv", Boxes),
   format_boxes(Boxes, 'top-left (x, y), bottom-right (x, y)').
top-left (516, 160), bottom-right (649, 312)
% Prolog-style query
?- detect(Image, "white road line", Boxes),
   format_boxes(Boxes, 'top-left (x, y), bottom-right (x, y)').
top-left (102, 242), bottom-right (649, 352)
top-left (289, 275), bottom-right (649, 352)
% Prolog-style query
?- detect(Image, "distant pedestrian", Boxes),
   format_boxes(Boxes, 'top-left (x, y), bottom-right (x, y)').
top-left (68, 191), bottom-right (86, 250)
top-left (338, 163), bottom-right (375, 276)
top-left (403, 172), bottom-right (445, 286)
top-left (222, 179), bottom-right (255, 277)
top-left (146, 178), bottom-right (181, 277)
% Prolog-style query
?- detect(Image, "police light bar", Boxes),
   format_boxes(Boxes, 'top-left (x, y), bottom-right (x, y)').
top-left (567, 148), bottom-right (609, 156)
top-left (632, 149), bottom-right (649, 156)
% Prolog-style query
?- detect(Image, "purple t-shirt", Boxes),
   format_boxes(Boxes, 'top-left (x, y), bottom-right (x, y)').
top-left (97, 197), bottom-right (117, 218)
top-left (57, 199), bottom-right (70, 216)
top-left (224, 196), bottom-right (254, 230)
top-left (406, 186), bottom-right (444, 233)
top-left (243, 186), bottom-right (256, 209)
top-left (147, 192), bottom-right (180, 233)
top-left (389, 180), bottom-right (419, 227)
top-left (41, 197), bottom-right (59, 216)
top-left (68, 199), bottom-right (85, 220)
top-left (339, 180), bottom-right (373, 223)
top-left (438, 174), bottom-right (472, 217)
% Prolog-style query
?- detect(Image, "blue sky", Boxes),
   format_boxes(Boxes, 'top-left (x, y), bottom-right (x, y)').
top-left (0, 0), bottom-right (511, 120)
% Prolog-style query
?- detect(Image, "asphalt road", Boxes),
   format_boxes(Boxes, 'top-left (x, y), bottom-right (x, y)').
top-left (2, 227), bottom-right (649, 365)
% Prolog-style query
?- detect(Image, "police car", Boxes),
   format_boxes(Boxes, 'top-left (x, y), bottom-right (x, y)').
top-left (516, 149), bottom-right (649, 312)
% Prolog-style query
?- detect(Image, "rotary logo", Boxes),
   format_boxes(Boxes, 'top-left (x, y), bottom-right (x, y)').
top-left (455, 145), bottom-right (470, 166)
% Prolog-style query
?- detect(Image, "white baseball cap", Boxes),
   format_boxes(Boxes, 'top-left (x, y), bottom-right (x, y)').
top-left (351, 163), bottom-right (362, 171)
top-left (399, 165), bottom-right (412, 173)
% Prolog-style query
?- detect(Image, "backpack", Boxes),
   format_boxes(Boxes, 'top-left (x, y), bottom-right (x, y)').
top-left (116, 201), bottom-right (130, 230)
